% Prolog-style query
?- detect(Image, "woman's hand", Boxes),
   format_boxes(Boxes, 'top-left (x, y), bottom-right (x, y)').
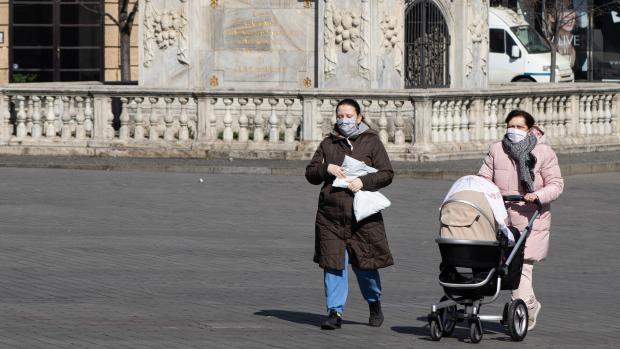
top-left (327, 164), bottom-right (346, 178)
top-left (524, 193), bottom-right (539, 203)
top-left (347, 178), bottom-right (363, 193)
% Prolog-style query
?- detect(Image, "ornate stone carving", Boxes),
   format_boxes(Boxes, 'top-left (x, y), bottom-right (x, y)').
top-left (143, 0), bottom-right (189, 68)
top-left (324, 0), bottom-right (369, 81)
top-left (358, 0), bottom-right (371, 81)
top-left (380, 13), bottom-right (403, 76)
top-left (323, 0), bottom-right (338, 79)
top-left (466, 0), bottom-right (488, 77)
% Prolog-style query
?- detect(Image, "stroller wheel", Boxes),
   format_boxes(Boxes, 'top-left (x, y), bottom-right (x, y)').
top-left (439, 296), bottom-right (457, 336)
top-left (429, 318), bottom-right (442, 341)
top-left (469, 318), bottom-right (483, 343)
top-left (507, 299), bottom-right (528, 341)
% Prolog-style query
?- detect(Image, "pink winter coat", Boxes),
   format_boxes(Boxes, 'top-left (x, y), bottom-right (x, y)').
top-left (478, 128), bottom-right (564, 261)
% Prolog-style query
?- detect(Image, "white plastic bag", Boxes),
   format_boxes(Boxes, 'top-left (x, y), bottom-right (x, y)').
top-left (354, 191), bottom-right (391, 221)
top-left (331, 156), bottom-right (391, 221)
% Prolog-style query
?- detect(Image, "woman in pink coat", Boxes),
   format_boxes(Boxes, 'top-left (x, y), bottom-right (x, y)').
top-left (478, 109), bottom-right (564, 331)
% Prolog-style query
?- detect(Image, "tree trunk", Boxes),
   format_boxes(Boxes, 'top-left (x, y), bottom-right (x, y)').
top-left (120, 31), bottom-right (131, 81)
top-left (550, 44), bottom-right (557, 82)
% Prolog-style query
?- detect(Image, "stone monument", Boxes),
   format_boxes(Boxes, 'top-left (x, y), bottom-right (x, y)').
top-left (139, 0), bottom-right (489, 90)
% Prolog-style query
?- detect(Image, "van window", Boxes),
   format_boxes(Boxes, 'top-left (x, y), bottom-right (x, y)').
top-left (511, 26), bottom-right (551, 54)
top-left (505, 32), bottom-right (518, 54)
top-left (490, 29), bottom-right (505, 53)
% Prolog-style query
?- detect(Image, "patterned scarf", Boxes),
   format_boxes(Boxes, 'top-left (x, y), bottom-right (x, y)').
top-left (502, 132), bottom-right (537, 193)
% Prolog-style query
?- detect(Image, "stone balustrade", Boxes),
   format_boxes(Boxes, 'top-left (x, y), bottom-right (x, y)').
top-left (0, 84), bottom-right (618, 160)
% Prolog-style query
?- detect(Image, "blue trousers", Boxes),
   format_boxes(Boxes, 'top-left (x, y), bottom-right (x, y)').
top-left (324, 249), bottom-right (382, 314)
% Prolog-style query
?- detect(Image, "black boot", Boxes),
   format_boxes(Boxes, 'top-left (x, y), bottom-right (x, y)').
top-left (321, 310), bottom-right (342, 330)
top-left (368, 301), bottom-right (384, 327)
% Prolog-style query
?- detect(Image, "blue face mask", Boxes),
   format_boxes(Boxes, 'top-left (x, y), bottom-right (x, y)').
top-left (336, 118), bottom-right (358, 137)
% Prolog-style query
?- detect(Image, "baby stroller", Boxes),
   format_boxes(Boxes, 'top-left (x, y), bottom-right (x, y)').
top-left (427, 189), bottom-right (541, 343)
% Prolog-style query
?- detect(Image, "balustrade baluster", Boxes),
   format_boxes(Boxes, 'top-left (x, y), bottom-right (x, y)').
top-left (578, 95), bottom-right (586, 135)
top-left (490, 99), bottom-right (499, 140)
top-left (75, 97), bottom-right (86, 140)
top-left (31, 96), bottom-right (42, 138)
top-left (45, 96), bottom-right (56, 137)
top-left (237, 98), bottom-right (249, 142)
top-left (431, 100), bottom-right (440, 143)
top-left (164, 97), bottom-right (176, 141)
top-left (149, 97), bottom-right (160, 140)
top-left (453, 100), bottom-right (462, 142)
top-left (223, 98), bottom-right (234, 142)
top-left (362, 100), bottom-right (372, 128)
top-left (84, 97), bottom-right (93, 136)
top-left (604, 94), bottom-right (613, 135)
top-left (558, 96), bottom-right (568, 137)
top-left (119, 97), bottom-right (131, 140)
top-left (378, 100), bottom-right (388, 144)
top-left (133, 97), bottom-right (145, 140)
top-left (284, 98), bottom-right (295, 144)
top-left (61, 96), bottom-right (72, 139)
top-left (26, 97), bottom-right (33, 134)
top-left (0, 94), bottom-right (10, 139)
top-left (483, 99), bottom-right (491, 141)
top-left (16, 96), bottom-right (27, 138)
top-left (178, 97), bottom-right (190, 141)
top-left (461, 100), bottom-right (470, 142)
top-left (585, 95), bottom-right (593, 135)
top-left (268, 98), bottom-right (280, 143)
top-left (393, 100), bottom-right (405, 145)
top-left (438, 101), bottom-right (447, 142)
top-left (253, 98), bottom-right (265, 142)
top-left (208, 98), bottom-right (218, 141)
top-left (598, 95), bottom-right (606, 135)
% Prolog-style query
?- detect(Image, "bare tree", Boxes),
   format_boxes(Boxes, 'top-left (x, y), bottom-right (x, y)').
top-left (81, 1), bottom-right (139, 81)
top-left (518, 0), bottom-right (618, 81)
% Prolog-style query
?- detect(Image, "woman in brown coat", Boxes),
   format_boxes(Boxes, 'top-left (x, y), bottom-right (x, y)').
top-left (305, 99), bottom-right (394, 330)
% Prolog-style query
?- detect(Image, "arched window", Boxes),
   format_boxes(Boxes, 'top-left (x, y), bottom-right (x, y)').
top-left (405, 0), bottom-right (450, 88)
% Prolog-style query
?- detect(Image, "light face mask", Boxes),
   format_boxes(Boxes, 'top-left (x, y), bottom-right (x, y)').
top-left (337, 118), bottom-right (358, 137)
top-left (506, 127), bottom-right (528, 143)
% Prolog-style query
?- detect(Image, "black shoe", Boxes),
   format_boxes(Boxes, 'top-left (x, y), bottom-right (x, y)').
top-left (321, 311), bottom-right (342, 330)
top-left (368, 301), bottom-right (384, 327)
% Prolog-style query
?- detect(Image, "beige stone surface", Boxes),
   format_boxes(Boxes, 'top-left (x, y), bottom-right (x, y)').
top-left (105, 47), bottom-right (120, 69)
top-left (105, 69), bottom-right (119, 81)
top-left (105, 27), bottom-right (120, 47)
top-left (0, 69), bottom-right (7, 84)
top-left (0, 4), bottom-right (8, 25)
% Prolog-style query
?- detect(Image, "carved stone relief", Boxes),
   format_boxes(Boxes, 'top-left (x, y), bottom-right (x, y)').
top-left (143, 0), bottom-right (189, 68)
top-left (380, 13), bottom-right (403, 76)
top-left (466, 0), bottom-right (488, 77)
top-left (323, 0), bottom-right (370, 81)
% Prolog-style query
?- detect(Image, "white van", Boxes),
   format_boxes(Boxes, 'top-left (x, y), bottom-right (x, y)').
top-left (488, 7), bottom-right (574, 83)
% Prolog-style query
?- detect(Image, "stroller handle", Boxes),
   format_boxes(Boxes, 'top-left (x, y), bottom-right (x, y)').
top-left (501, 195), bottom-right (542, 267)
top-left (503, 195), bottom-right (542, 212)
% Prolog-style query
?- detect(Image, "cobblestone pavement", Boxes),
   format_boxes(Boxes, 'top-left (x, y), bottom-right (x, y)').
top-left (0, 168), bottom-right (618, 348)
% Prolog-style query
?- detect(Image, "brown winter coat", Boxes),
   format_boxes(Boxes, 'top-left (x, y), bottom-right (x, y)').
top-left (305, 126), bottom-right (394, 271)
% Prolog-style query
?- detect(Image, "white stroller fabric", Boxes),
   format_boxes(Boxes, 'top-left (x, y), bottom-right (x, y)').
top-left (442, 175), bottom-right (514, 241)
top-left (332, 156), bottom-right (391, 221)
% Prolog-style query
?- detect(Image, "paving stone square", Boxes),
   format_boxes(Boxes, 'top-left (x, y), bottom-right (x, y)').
top-left (0, 168), bottom-right (618, 348)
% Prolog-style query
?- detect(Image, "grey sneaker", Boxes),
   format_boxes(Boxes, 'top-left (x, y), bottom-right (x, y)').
top-left (527, 301), bottom-right (541, 331)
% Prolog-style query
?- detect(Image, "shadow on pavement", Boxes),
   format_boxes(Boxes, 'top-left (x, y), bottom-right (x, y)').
top-left (255, 310), bottom-right (367, 327)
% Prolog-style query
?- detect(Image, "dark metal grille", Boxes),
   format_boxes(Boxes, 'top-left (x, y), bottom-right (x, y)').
top-left (405, 0), bottom-right (450, 88)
